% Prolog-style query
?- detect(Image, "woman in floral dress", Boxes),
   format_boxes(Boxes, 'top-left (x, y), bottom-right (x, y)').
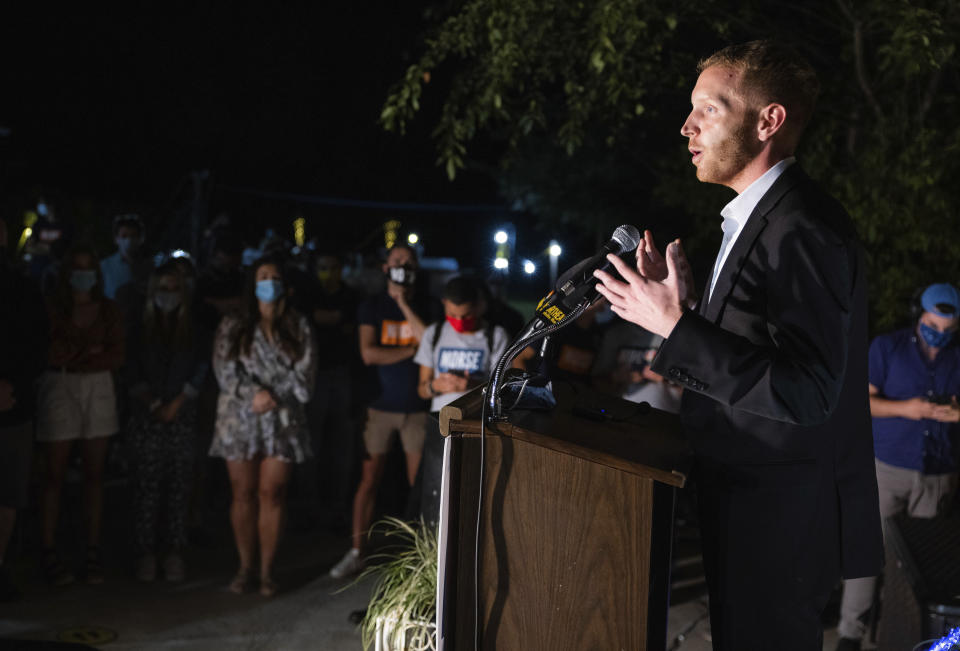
top-left (210, 255), bottom-right (315, 596)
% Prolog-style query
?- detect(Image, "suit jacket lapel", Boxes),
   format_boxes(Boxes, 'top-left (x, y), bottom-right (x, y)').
top-left (702, 164), bottom-right (808, 322)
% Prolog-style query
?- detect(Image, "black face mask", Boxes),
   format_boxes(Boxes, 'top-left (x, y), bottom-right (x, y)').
top-left (387, 265), bottom-right (417, 286)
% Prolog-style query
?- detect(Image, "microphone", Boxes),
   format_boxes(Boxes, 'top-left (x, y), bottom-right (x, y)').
top-left (534, 224), bottom-right (641, 326)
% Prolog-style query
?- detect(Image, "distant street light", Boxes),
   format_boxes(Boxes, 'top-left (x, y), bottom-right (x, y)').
top-left (407, 233), bottom-right (420, 245)
top-left (523, 260), bottom-right (536, 275)
top-left (493, 257), bottom-right (509, 270)
top-left (494, 230), bottom-right (509, 244)
top-left (548, 240), bottom-right (562, 286)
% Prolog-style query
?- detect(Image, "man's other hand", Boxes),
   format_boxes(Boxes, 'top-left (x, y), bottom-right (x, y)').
top-left (637, 231), bottom-right (698, 308)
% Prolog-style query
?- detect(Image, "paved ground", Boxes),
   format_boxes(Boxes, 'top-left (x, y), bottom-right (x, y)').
top-left (0, 473), bottom-right (857, 650)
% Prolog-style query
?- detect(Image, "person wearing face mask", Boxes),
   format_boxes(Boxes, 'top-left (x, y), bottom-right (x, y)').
top-left (36, 244), bottom-right (125, 587)
top-left (24, 198), bottom-right (73, 292)
top-left (100, 213), bottom-right (150, 302)
top-left (209, 255), bottom-right (316, 597)
top-left (328, 244), bottom-right (441, 580)
top-left (124, 262), bottom-right (209, 583)
top-left (413, 276), bottom-right (509, 523)
top-left (835, 283), bottom-right (960, 650)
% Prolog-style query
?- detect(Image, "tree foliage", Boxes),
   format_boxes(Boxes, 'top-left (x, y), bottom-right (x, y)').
top-left (382, 0), bottom-right (960, 331)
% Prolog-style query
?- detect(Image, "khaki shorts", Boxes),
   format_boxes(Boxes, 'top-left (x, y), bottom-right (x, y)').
top-left (362, 408), bottom-right (427, 456)
top-left (36, 370), bottom-right (119, 442)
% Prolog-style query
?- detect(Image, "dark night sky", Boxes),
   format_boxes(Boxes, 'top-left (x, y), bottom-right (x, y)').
top-left (0, 5), bottom-right (523, 260)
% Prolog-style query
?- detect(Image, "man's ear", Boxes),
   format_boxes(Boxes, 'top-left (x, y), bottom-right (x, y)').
top-left (757, 103), bottom-right (787, 142)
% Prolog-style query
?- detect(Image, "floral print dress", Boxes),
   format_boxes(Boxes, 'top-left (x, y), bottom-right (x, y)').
top-left (209, 313), bottom-right (316, 462)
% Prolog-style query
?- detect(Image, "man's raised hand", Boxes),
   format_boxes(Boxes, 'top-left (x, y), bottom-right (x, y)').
top-left (593, 239), bottom-right (691, 338)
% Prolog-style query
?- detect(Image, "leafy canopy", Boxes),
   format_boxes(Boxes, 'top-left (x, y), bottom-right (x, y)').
top-left (383, 0), bottom-right (960, 332)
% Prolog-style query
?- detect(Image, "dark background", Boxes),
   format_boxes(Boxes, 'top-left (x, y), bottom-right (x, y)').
top-left (0, 5), bottom-right (581, 281)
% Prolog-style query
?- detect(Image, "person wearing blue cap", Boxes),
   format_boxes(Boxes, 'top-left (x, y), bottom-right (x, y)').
top-left (835, 282), bottom-right (960, 650)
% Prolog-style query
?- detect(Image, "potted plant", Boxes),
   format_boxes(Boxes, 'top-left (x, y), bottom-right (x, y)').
top-left (357, 517), bottom-right (438, 651)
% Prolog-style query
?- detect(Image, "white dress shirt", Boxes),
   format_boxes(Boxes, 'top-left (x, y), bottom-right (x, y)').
top-left (706, 157), bottom-right (796, 300)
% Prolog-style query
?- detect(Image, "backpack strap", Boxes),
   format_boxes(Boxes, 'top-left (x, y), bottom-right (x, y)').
top-left (431, 319), bottom-right (445, 352)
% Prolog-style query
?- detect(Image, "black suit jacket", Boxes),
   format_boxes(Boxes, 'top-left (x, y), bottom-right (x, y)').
top-left (651, 164), bottom-right (883, 581)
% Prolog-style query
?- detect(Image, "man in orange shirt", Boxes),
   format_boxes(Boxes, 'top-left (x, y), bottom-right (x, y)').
top-left (329, 244), bottom-right (440, 579)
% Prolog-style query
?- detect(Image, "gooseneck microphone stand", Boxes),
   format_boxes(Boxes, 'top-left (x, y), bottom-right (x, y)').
top-left (484, 301), bottom-right (591, 422)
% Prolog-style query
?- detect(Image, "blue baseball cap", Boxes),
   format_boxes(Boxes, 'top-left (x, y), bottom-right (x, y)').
top-left (921, 283), bottom-right (960, 318)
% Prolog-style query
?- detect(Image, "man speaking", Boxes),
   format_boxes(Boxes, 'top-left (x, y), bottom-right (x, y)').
top-left (594, 41), bottom-right (883, 649)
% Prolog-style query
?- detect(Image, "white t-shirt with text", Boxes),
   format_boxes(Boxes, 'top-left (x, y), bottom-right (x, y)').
top-left (414, 321), bottom-right (510, 412)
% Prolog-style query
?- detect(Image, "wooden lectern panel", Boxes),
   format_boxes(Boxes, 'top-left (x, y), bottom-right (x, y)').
top-left (438, 383), bottom-right (688, 651)
top-left (453, 433), bottom-right (655, 650)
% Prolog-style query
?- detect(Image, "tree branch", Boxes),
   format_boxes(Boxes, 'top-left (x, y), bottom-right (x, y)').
top-left (836, 0), bottom-right (885, 122)
top-left (917, 67), bottom-right (943, 125)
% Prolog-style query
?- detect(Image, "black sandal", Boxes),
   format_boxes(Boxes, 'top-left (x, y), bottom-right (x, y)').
top-left (85, 547), bottom-right (104, 585)
top-left (42, 549), bottom-right (74, 587)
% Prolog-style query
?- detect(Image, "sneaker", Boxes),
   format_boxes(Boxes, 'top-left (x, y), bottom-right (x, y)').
top-left (835, 638), bottom-right (861, 651)
top-left (163, 553), bottom-right (185, 582)
top-left (329, 548), bottom-right (363, 579)
top-left (136, 554), bottom-right (157, 583)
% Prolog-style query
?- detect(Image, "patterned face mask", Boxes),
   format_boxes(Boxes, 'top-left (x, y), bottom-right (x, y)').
top-left (387, 265), bottom-right (416, 286)
top-left (920, 322), bottom-right (955, 348)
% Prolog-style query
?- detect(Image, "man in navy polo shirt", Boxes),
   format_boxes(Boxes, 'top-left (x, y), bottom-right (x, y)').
top-left (836, 283), bottom-right (960, 650)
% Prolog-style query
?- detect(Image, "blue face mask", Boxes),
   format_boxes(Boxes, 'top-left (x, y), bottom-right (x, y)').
top-left (255, 279), bottom-right (284, 303)
top-left (116, 236), bottom-right (137, 257)
top-left (70, 270), bottom-right (98, 293)
top-left (919, 322), bottom-right (955, 348)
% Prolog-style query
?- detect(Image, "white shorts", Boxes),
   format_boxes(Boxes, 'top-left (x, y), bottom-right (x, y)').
top-left (36, 370), bottom-right (119, 442)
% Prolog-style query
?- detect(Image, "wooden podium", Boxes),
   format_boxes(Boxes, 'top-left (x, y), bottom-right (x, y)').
top-left (435, 382), bottom-right (691, 651)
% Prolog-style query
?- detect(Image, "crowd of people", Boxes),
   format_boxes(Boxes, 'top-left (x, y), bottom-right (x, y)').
top-left (3, 193), bottom-right (958, 647)
top-left (0, 207), bottom-right (681, 600)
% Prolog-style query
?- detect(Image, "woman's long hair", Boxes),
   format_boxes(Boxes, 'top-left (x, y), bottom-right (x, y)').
top-left (142, 262), bottom-right (194, 350)
top-left (51, 242), bottom-right (104, 317)
top-left (229, 254), bottom-right (304, 359)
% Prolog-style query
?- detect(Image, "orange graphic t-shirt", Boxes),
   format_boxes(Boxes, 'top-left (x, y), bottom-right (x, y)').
top-left (380, 319), bottom-right (417, 347)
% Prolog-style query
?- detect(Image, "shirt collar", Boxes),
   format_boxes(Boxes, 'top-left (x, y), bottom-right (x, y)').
top-left (719, 157), bottom-right (796, 231)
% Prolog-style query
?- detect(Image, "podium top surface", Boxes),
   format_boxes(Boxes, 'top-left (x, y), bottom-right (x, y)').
top-left (440, 382), bottom-right (691, 488)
